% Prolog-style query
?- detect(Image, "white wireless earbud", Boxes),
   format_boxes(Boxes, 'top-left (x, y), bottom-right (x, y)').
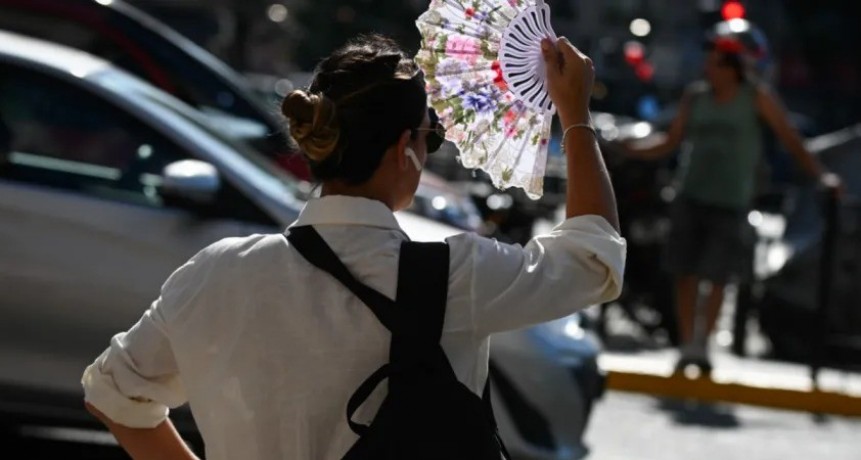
top-left (405, 147), bottom-right (423, 172)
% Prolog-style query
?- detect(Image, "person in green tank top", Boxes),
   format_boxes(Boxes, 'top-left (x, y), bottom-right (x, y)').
top-left (622, 19), bottom-right (842, 373)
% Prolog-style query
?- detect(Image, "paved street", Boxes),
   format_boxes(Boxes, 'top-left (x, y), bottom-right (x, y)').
top-left (2, 390), bottom-right (860, 459)
top-left (585, 390), bottom-right (861, 460)
top-left (583, 298), bottom-right (861, 460)
top-left (3, 301), bottom-right (859, 460)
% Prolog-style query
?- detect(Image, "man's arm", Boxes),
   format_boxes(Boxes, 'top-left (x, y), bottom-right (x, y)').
top-left (624, 89), bottom-right (693, 160)
top-left (756, 85), bottom-right (843, 193)
top-left (755, 85), bottom-right (824, 179)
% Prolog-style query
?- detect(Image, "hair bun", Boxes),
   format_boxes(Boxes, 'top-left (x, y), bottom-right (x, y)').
top-left (281, 90), bottom-right (340, 162)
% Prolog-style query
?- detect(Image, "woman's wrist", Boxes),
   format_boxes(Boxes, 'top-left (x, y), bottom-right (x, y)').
top-left (558, 107), bottom-right (591, 128)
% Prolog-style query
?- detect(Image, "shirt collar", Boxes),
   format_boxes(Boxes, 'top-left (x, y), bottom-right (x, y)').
top-left (290, 195), bottom-right (407, 236)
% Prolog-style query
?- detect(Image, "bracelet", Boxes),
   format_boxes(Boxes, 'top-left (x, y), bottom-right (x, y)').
top-left (561, 123), bottom-right (597, 154)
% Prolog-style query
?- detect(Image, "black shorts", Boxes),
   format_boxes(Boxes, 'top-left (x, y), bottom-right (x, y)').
top-left (665, 198), bottom-right (756, 283)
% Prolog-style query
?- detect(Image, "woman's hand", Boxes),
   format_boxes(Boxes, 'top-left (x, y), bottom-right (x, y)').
top-left (541, 37), bottom-right (594, 126)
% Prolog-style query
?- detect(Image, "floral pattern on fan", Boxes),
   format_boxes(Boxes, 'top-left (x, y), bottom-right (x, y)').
top-left (415, 0), bottom-right (555, 200)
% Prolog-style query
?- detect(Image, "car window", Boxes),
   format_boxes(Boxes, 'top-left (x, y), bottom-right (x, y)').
top-left (0, 63), bottom-right (187, 207)
top-left (95, 69), bottom-right (304, 198)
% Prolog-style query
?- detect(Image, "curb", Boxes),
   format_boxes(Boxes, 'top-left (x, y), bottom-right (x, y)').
top-left (605, 370), bottom-right (861, 417)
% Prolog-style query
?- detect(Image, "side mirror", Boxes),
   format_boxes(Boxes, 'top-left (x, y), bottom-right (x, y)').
top-left (160, 160), bottom-right (220, 206)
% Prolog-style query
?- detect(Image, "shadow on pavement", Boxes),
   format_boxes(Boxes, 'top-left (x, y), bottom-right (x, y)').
top-left (652, 397), bottom-right (741, 428)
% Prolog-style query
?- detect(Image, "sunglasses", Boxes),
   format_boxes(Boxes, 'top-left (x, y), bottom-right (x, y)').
top-left (414, 109), bottom-right (446, 154)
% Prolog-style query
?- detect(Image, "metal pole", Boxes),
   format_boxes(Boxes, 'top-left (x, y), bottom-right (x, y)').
top-left (812, 187), bottom-right (839, 390)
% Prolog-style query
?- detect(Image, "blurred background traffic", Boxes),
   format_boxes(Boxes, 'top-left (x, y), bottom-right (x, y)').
top-left (0, 0), bottom-right (859, 459)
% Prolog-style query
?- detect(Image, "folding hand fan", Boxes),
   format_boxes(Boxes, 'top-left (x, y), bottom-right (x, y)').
top-left (416, 0), bottom-right (558, 199)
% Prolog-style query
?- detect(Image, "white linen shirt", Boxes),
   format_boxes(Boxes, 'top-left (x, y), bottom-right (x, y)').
top-left (81, 195), bottom-right (626, 460)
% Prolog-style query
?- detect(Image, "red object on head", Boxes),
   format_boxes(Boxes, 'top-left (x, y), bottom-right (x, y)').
top-left (714, 37), bottom-right (745, 55)
top-left (721, 1), bottom-right (745, 20)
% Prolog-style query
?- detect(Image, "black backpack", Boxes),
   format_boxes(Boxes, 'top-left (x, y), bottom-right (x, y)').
top-left (286, 226), bottom-right (510, 460)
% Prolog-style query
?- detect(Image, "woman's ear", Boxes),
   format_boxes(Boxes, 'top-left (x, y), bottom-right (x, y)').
top-left (395, 129), bottom-right (412, 171)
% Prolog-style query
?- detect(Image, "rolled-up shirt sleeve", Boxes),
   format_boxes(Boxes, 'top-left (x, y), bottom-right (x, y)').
top-left (450, 215), bottom-right (626, 335)
top-left (81, 256), bottom-right (203, 428)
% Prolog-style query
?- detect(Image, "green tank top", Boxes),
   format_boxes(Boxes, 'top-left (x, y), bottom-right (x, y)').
top-left (677, 82), bottom-right (763, 210)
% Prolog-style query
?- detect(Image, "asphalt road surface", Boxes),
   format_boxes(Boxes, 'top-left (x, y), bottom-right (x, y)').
top-left (3, 390), bottom-right (859, 460)
top-left (584, 390), bottom-right (861, 460)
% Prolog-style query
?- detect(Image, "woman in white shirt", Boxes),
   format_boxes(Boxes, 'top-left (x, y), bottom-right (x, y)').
top-left (81, 34), bottom-right (625, 460)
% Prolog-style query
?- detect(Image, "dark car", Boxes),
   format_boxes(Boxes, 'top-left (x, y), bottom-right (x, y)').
top-left (0, 0), bottom-right (306, 178)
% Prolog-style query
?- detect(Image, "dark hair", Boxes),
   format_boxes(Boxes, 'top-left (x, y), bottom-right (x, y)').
top-left (281, 34), bottom-right (427, 184)
top-left (703, 40), bottom-right (747, 83)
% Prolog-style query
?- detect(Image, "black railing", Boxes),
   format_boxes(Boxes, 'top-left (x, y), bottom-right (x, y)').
top-left (811, 189), bottom-right (861, 389)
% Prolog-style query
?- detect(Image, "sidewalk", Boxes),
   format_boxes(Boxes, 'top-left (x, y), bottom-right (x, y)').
top-left (601, 348), bottom-right (861, 396)
top-left (591, 303), bottom-right (861, 417)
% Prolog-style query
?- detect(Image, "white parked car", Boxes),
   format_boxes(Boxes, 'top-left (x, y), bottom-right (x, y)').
top-left (0, 31), bottom-right (603, 459)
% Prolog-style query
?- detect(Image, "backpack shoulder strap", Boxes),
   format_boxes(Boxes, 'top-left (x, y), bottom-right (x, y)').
top-left (286, 226), bottom-right (400, 332)
top-left (397, 243), bottom-right (512, 459)
top-left (395, 241), bottom-right (450, 347)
